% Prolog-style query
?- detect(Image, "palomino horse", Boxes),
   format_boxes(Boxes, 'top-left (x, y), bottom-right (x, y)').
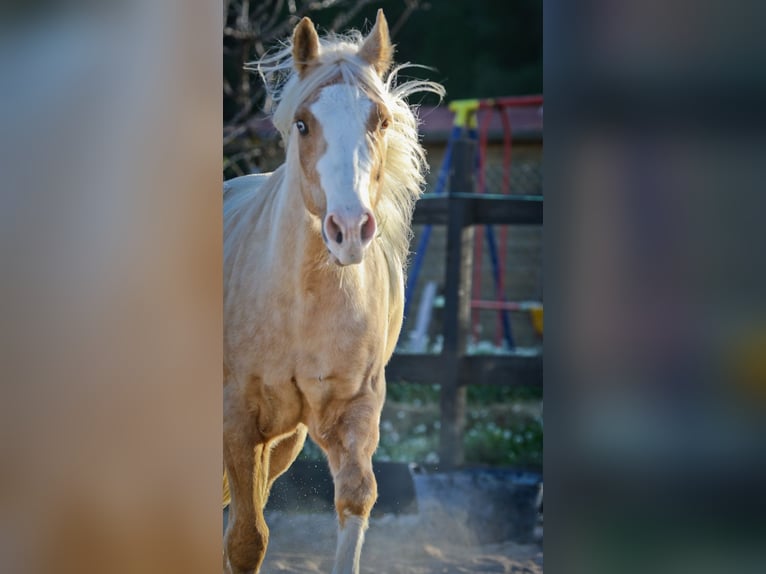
top-left (223, 10), bottom-right (443, 574)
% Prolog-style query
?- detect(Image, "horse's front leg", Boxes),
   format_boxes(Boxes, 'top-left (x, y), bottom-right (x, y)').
top-left (321, 393), bottom-right (382, 574)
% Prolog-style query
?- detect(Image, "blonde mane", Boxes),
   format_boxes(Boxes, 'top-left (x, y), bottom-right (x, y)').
top-left (247, 30), bottom-right (444, 270)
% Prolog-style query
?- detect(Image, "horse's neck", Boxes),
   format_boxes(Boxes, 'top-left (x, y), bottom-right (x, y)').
top-left (269, 164), bottom-right (335, 287)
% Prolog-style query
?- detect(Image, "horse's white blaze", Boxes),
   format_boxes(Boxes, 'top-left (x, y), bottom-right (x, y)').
top-left (332, 515), bottom-right (366, 574)
top-left (312, 84), bottom-right (375, 265)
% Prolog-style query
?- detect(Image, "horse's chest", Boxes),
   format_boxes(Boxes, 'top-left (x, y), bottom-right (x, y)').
top-left (285, 289), bottom-right (382, 392)
top-left (245, 255), bottom-right (392, 404)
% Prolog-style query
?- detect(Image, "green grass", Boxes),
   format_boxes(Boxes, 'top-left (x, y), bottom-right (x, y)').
top-left (386, 382), bottom-right (542, 404)
top-left (299, 381), bottom-right (543, 467)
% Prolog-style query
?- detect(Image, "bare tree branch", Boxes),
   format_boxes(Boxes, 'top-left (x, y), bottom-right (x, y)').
top-left (329, 0), bottom-right (375, 33)
top-left (391, 0), bottom-right (420, 38)
top-left (223, 0), bottom-right (427, 178)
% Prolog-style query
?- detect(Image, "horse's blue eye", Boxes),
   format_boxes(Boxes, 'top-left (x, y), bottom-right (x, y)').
top-left (296, 120), bottom-right (308, 135)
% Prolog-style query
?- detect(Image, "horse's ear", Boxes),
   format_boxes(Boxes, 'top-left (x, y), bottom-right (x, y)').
top-left (358, 9), bottom-right (393, 77)
top-left (292, 17), bottom-right (320, 77)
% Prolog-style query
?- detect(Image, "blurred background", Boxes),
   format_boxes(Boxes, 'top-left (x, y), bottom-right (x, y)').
top-left (545, 1), bottom-right (766, 572)
top-left (0, 2), bottom-right (222, 573)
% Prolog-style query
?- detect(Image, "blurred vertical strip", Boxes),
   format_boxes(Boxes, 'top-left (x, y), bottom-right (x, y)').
top-left (546, 0), bottom-right (766, 572)
top-left (0, 1), bottom-right (222, 573)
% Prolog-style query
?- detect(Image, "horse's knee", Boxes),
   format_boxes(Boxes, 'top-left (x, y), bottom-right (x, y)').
top-left (225, 517), bottom-right (268, 573)
top-left (334, 462), bottom-right (377, 523)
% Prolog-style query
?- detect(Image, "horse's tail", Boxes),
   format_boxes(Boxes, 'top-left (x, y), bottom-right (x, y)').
top-left (222, 426), bottom-right (307, 510)
top-left (223, 470), bottom-right (231, 508)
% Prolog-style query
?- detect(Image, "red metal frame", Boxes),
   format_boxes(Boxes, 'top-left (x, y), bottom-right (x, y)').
top-left (470, 95), bottom-right (543, 346)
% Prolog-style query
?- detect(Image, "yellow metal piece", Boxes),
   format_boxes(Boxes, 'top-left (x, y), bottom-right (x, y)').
top-left (728, 328), bottom-right (766, 403)
top-left (530, 306), bottom-right (544, 337)
top-left (449, 99), bottom-right (480, 129)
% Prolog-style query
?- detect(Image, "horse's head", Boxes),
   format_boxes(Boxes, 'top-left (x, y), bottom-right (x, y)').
top-left (289, 11), bottom-right (393, 266)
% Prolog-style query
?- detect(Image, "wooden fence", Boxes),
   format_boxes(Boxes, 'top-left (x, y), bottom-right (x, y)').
top-left (386, 137), bottom-right (543, 467)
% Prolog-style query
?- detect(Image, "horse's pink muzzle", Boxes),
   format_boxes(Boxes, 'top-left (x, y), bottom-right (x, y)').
top-left (323, 209), bottom-right (377, 265)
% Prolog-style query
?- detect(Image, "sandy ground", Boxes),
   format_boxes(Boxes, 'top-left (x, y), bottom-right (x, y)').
top-left (260, 507), bottom-right (543, 574)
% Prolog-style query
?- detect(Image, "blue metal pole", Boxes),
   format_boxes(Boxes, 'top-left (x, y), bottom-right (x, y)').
top-left (484, 225), bottom-right (514, 348)
top-left (404, 125), bottom-right (463, 318)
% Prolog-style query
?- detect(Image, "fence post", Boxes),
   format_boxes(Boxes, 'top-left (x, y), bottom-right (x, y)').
top-left (439, 137), bottom-right (475, 468)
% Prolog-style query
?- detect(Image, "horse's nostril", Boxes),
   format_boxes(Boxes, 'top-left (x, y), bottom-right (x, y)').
top-left (325, 214), bottom-right (344, 245)
top-left (325, 211), bottom-right (373, 248)
top-left (360, 212), bottom-right (376, 243)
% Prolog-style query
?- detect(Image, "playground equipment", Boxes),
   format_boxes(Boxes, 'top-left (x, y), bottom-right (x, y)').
top-left (388, 96), bottom-right (543, 467)
top-left (404, 96), bottom-right (544, 350)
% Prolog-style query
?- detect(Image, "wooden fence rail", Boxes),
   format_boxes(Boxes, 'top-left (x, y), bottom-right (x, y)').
top-left (386, 137), bottom-right (543, 467)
